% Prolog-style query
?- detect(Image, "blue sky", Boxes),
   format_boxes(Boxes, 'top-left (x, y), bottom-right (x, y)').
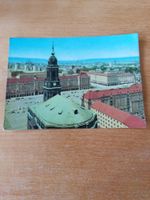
top-left (9, 33), bottom-right (139, 60)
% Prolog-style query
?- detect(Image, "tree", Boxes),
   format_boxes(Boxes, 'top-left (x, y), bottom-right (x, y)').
top-left (125, 67), bottom-right (139, 74)
top-left (11, 71), bottom-right (23, 77)
top-left (92, 66), bottom-right (97, 70)
top-left (100, 65), bottom-right (107, 72)
top-left (59, 69), bottom-right (63, 73)
top-left (68, 69), bottom-right (74, 74)
top-left (81, 66), bottom-right (89, 71)
top-left (76, 68), bottom-right (80, 74)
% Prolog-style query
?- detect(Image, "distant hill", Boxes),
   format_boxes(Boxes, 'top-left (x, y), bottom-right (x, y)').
top-left (59, 56), bottom-right (140, 65)
top-left (9, 56), bottom-right (139, 65)
top-left (9, 57), bottom-right (48, 64)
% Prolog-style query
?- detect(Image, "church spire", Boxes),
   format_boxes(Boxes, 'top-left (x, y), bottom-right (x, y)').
top-left (52, 42), bottom-right (55, 55)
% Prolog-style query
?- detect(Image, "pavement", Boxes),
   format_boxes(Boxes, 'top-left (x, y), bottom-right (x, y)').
top-left (4, 95), bottom-right (43, 130)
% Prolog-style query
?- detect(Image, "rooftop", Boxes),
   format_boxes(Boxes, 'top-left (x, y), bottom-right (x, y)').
top-left (7, 73), bottom-right (89, 84)
top-left (84, 84), bottom-right (142, 100)
top-left (91, 101), bottom-right (146, 128)
top-left (7, 77), bottom-right (44, 84)
top-left (29, 94), bottom-right (95, 128)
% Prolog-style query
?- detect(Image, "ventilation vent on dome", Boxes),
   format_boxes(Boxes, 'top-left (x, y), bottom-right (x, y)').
top-left (58, 110), bottom-right (63, 115)
top-left (74, 109), bottom-right (78, 115)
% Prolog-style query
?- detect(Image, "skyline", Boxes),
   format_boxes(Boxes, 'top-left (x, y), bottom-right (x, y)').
top-left (9, 33), bottom-right (139, 61)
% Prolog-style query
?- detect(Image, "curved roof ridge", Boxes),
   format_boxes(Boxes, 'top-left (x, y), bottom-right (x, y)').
top-left (29, 94), bottom-right (95, 127)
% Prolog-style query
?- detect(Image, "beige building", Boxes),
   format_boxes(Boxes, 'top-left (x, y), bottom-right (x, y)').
top-left (87, 71), bottom-right (135, 85)
top-left (91, 101), bottom-right (146, 128)
top-left (61, 72), bottom-right (90, 91)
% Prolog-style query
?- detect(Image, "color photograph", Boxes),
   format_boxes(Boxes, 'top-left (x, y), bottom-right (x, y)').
top-left (4, 33), bottom-right (146, 130)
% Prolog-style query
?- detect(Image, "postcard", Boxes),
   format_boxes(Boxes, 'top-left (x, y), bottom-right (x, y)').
top-left (4, 33), bottom-right (146, 130)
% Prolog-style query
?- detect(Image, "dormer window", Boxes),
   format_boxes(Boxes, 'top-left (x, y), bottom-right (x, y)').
top-left (74, 109), bottom-right (78, 114)
top-left (58, 110), bottom-right (63, 115)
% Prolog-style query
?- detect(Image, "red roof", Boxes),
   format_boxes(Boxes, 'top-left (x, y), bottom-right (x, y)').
top-left (80, 71), bottom-right (89, 77)
top-left (7, 73), bottom-right (89, 83)
top-left (7, 77), bottom-right (44, 84)
top-left (91, 101), bottom-right (146, 128)
top-left (79, 71), bottom-right (89, 76)
top-left (84, 84), bottom-right (142, 100)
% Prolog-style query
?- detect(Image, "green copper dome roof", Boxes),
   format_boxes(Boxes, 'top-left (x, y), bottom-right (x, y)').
top-left (48, 55), bottom-right (57, 65)
top-left (29, 95), bottom-right (95, 128)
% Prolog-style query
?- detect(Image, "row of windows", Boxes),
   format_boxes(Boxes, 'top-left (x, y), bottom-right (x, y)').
top-left (94, 110), bottom-right (125, 128)
top-left (99, 120), bottom-right (123, 128)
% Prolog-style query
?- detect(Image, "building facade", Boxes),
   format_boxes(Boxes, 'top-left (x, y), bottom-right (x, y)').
top-left (6, 77), bottom-right (44, 98)
top-left (60, 72), bottom-right (90, 91)
top-left (82, 84), bottom-right (145, 119)
top-left (6, 73), bottom-right (90, 98)
top-left (87, 71), bottom-right (135, 85)
top-left (91, 101), bottom-right (146, 128)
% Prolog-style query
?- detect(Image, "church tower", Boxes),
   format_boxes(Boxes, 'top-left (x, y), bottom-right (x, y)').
top-left (43, 44), bottom-right (61, 101)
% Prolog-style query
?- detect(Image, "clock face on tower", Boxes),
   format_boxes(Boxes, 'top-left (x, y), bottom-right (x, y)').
top-left (53, 82), bottom-right (56, 86)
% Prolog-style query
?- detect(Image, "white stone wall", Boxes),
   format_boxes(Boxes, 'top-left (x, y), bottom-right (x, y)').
top-left (88, 72), bottom-right (135, 85)
top-left (91, 108), bottom-right (128, 128)
top-left (88, 73), bottom-right (108, 85)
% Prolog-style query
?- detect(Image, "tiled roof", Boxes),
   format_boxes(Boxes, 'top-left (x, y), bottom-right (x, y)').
top-left (84, 84), bottom-right (142, 100)
top-left (7, 77), bottom-right (44, 84)
top-left (91, 101), bottom-right (146, 128)
top-left (7, 73), bottom-right (89, 83)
